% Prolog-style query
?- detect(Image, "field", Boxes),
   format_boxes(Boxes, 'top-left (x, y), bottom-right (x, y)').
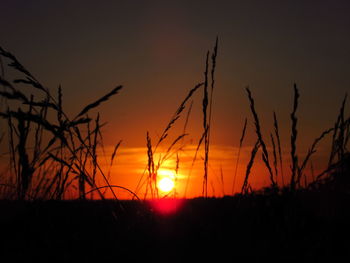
top-left (1, 189), bottom-right (350, 262)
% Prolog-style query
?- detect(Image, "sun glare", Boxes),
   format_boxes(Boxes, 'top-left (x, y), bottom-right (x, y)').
top-left (158, 177), bottom-right (175, 193)
top-left (157, 169), bottom-right (176, 193)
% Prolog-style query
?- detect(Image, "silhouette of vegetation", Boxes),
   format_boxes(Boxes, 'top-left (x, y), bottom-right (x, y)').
top-left (1, 40), bottom-right (349, 200)
top-left (0, 46), bottom-right (133, 200)
top-left (0, 40), bottom-right (350, 262)
top-left (232, 118), bottom-right (247, 194)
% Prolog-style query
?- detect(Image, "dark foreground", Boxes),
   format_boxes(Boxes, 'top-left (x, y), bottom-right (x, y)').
top-left (1, 191), bottom-right (350, 262)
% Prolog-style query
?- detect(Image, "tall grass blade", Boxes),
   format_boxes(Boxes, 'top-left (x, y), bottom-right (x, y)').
top-left (146, 131), bottom-right (156, 199)
top-left (246, 87), bottom-right (276, 188)
top-left (111, 140), bottom-right (122, 166)
top-left (241, 140), bottom-right (260, 194)
top-left (328, 94), bottom-right (348, 166)
top-left (290, 84), bottom-right (299, 191)
top-left (297, 127), bottom-right (333, 185)
top-left (75, 85), bottom-right (123, 118)
top-left (273, 111), bottom-right (284, 186)
top-left (232, 118), bottom-right (247, 195)
top-left (270, 133), bottom-right (278, 185)
top-left (158, 82), bottom-right (203, 147)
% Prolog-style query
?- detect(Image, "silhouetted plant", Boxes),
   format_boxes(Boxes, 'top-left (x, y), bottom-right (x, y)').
top-left (202, 37), bottom-right (218, 197)
top-left (241, 140), bottom-right (260, 194)
top-left (0, 46), bottom-right (126, 200)
top-left (290, 84), bottom-right (299, 191)
top-left (273, 111), bottom-right (284, 186)
top-left (232, 118), bottom-right (247, 194)
top-left (246, 87), bottom-right (276, 188)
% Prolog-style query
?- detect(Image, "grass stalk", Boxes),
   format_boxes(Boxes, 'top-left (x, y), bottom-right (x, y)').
top-left (290, 84), bottom-right (299, 191)
top-left (273, 111), bottom-right (284, 186)
top-left (270, 133), bottom-right (278, 185)
top-left (232, 118), bottom-right (247, 195)
top-left (241, 140), bottom-right (260, 194)
top-left (246, 87), bottom-right (276, 188)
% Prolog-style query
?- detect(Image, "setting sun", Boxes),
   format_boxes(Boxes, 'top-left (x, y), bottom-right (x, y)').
top-left (158, 177), bottom-right (175, 193)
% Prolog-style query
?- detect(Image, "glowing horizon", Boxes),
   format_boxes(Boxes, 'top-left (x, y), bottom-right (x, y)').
top-left (1, 1), bottom-right (349, 201)
top-left (78, 142), bottom-right (331, 200)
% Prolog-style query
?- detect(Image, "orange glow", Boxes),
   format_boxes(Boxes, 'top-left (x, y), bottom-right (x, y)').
top-left (158, 177), bottom-right (175, 193)
top-left (148, 198), bottom-right (184, 215)
top-left (92, 144), bottom-right (328, 200)
top-left (157, 169), bottom-right (176, 194)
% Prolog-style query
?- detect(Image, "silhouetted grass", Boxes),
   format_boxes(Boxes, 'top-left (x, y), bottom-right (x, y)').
top-left (232, 117), bottom-right (247, 194)
top-left (201, 38), bottom-right (218, 197)
top-left (290, 84), bottom-right (299, 191)
top-left (273, 111), bottom-right (284, 186)
top-left (270, 132), bottom-right (278, 185)
top-left (241, 139), bottom-right (260, 194)
top-left (0, 39), bottom-right (350, 263)
top-left (0, 40), bottom-right (349, 202)
top-left (246, 87), bottom-right (276, 188)
top-left (0, 46), bottom-right (130, 200)
top-left (135, 82), bottom-right (203, 199)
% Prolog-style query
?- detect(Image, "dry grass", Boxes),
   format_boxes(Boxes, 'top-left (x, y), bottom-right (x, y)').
top-left (0, 40), bottom-right (349, 201)
top-left (246, 87), bottom-right (276, 188)
top-left (232, 118), bottom-right (247, 194)
top-left (0, 46), bottom-right (130, 200)
top-left (290, 84), bottom-right (299, 191)
top-left (241, 140), bottom-right (260, 194)
top-left (273, 111), bottom-right (284, 186)
top-left (136, 82), bottom-right (203, 199)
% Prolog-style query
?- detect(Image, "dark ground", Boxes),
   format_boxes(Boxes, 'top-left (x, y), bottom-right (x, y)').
top-left (1, 190), bottom-right (350, 262)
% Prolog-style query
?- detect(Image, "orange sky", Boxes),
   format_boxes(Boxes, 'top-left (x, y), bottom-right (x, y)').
top-left (86, 141), bottom-right (331, 200)
top-left (1, 1), bottom-right (349, 199)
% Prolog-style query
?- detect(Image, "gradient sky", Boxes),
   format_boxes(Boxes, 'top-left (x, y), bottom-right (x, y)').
top-left (1, 0), bottom-right (350, 197)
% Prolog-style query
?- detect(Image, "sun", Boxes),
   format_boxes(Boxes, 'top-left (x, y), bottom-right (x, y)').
top-left (158, 177), bottom-right (175, 193)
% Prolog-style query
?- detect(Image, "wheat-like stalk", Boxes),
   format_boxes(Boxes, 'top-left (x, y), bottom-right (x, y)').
top-left (246, 87), bottom-right (276, 188)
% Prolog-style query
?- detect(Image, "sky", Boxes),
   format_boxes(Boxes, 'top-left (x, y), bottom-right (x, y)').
top-left (1, 0), bottom-right (349, 198)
